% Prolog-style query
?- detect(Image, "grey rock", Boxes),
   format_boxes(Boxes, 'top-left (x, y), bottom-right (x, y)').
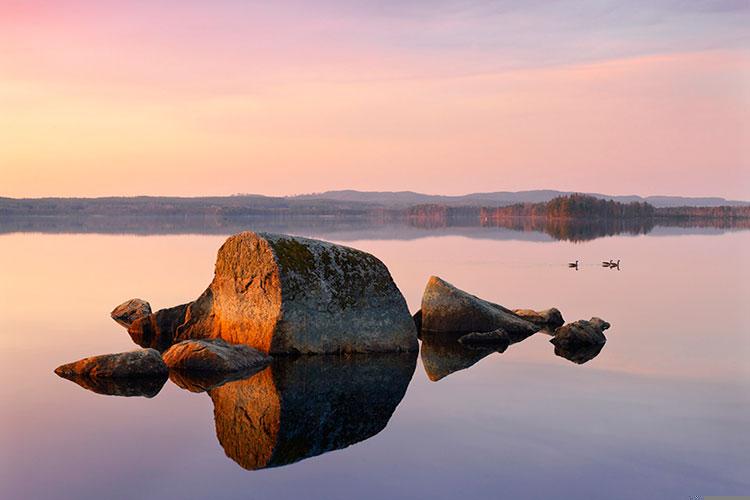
top-left (176, 232), bottom-right (417, 354)
top-left (163, 338), bottom-right (271, 374)
top-left (420, 276), bottom-right (540, 338)
top-left (551, 317), bottom-right (610, 349)
top-left (54, 348), bottom-right (168, 379)
top-left (110, 298), bottom-right (151, 328)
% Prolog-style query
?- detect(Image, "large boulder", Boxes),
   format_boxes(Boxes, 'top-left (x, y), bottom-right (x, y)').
top-left (513, 308), bottom-right (564, 330)
top-left (163, 339), bottom-right (271, 374)
top-left (419, 276), bottom-right (539, 339)
top-left (127, 303), bottom-right (191, 351)
top-left (54, 348), bottom-right (168, 379)
top-left (551, 317), bottom-right (610, 349)
top-left (175, 232), bottom-right (417, 354)
top-left (111, 298), bottom-right (151, 328)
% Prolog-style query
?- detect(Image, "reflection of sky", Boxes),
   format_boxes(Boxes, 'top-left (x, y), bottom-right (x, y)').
top-left (2, 1), bottom-right (748, 198)
top-left (1, 229), bottom-right (749, 498)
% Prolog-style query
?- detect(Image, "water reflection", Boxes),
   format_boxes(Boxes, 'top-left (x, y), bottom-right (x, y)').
top-left (202, 353), bottom-right (417, 470)
top-left (420, 334), bottom-right (500, 381)
top-left (55, 373), bottom-right (168, 398)
top-left (553, 343), bottom-right (605, 365)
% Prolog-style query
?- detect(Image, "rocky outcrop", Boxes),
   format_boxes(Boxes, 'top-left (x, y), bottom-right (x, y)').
top-left (207, 353), bottom-right (417, 470)
top-left (175, 232), bottom-right (417, 354)
top-left (110, 298), bottom-right (151, 328)
top-left (550, 317), bottom-right (610, 349)
top-left (127, 303), bottom-right (190, 351)
top-left (54, 349), bottom-right (168, 379)
top-left (458, 328), bottom-right (511, 348)
top-left (513, 308), bottom-right (564, 330)
top-left (163, 339), bottom-right (271, 374)
top-left (419, 276), bottom-right (539, 339)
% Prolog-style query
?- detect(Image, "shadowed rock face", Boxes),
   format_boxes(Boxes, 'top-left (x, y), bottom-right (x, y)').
top-left (127, 303), bottom-right (190, 352)
top-left (554, 343), bottom-right (605, 364)
top-left (550, 317), bottom-right (610, 349)
top-left (420, 334), bottom-right (501, 382)
top-left (458, 329), bottom-right (511, 348)
top-left (175, 232), bottom-right (417, 354)
top-left (420, 276), bottom-right (539, 338)
top-left (206, 352), bottom-right (417, 470)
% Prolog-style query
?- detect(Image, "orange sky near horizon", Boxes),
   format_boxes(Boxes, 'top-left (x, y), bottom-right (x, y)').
top-left (1, 1), bottom-right (748, 199)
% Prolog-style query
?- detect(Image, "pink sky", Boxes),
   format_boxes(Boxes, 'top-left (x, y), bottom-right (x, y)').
top-left (1, 0), bottom-right (748, 199)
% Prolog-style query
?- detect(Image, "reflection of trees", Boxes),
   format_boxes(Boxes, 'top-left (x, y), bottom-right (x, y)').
top-left (480, 216), bottom-right (655, 242)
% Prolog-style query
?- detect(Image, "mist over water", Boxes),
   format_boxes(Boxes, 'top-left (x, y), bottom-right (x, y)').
top-left (1, 222), bottom-right (748, 499)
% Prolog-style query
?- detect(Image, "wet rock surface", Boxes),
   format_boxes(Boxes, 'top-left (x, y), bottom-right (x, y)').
top-left (175, 232), bottom-right (418, 354)
top-left (420, 276), bottom-right (540, 338)
top-left (163, 339), bottom-right (271, 374)
top-left (110, 298), bottom-right (151, 328)
top-left (54, 348), bottom-right (168, 379)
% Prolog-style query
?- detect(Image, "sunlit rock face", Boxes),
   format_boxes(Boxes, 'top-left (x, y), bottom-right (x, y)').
top-left (177, 232), bottom-right (417, 354)
top-left (420, 334), bottom-right (500, 382)
top-left (420, 276), bottom-right (539, 339)
top-left (110, 298), bottom-right (151, 328)
top-left (207, 353), bottom-right (417, 470)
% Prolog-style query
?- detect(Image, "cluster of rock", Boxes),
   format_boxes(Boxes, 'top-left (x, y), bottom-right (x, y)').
top-left (56, 231), bottom-right (612, 396)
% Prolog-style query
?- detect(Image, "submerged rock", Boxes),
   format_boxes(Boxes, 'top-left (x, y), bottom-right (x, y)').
top-left (110, 298), bottom-right (151, 328)
top-left (513, 308), bottom-right (564, 330)
top-left (54, 349), bottom-right (168, 380)
top-left (127, 303), bottom-right (190, 351)
top-left (163, 339), bottom-right (271, 374)
top-left (207, 353), bottom-right (417, 470)
top-left (176, 232), bottom-right (417, 354)
top-left (551, 317), bottom-right (610, 349)
top-left (458, 328), bottom-right (511, 348)
top-left (420, 276), bottom-right (539, 339)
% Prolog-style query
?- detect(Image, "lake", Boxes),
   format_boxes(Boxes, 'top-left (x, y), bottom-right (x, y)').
top-left (1, 221), bottom-right (748, 499)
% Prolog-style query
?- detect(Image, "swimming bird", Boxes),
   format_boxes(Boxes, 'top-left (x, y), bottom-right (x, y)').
top-left (568, 260), bottom-right (579, 269)
top-left (601, 260), bottom-right (611, 267)
top-left (609, 259), bottom-right (620, 268)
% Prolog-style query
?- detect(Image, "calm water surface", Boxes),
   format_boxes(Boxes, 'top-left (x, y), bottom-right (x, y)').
top-left (1, 225), bottom-right (748, 499)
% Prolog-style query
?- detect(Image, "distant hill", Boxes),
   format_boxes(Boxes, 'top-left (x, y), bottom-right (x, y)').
top-left (291, 190), bottom-right (749, 208)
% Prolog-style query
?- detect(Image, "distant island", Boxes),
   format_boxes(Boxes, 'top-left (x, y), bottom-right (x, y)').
top-left (1, 191), bottom-right (748, 241)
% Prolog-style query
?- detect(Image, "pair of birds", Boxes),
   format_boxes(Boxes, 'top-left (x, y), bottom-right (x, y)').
top-left (567, 259), bottom-right (620, 268)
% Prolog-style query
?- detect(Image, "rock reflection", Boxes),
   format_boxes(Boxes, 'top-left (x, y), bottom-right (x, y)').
top-left (198, 352), bottom-right (416, 470)
top-left (56, 373), bottom-right (168, 398)
top-left (420, 333), bottom-right (503, 381)
top-left (553, 343), bottom-right (605, 365)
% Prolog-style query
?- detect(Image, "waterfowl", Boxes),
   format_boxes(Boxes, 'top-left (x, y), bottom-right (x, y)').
top-left (568, 260), bottom-right (579, 268)
top-left (609, 259), bottom-right (620, 268)
top-left (601, 261), bottom-right (611, 267)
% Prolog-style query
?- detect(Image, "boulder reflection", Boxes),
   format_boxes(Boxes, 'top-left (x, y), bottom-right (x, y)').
top-left (553, 343), bottom-right (605, 365)
top-left (420, 333), bottom-right (504, 381)
top-left (195, 352), bottom-right (416, 470)
top-left (56, 373), bottom-right (168, 398)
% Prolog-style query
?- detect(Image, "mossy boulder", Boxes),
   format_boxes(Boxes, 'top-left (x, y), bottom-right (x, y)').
top-left (176, 232), bottom-right (417, 354)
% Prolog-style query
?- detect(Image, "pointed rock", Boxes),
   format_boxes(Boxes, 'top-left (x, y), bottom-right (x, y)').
top-left (419, 276), bottom-right (539, 338)
top-left (54, 348), bottom-right (168, 379)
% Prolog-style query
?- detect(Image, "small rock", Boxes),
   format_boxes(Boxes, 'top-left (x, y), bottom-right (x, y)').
top-left (54, 348), bottom-right (167, 379)
top-left (551, 317), bottom-right (610, 349)
top-left (458, 329), bottom-right (511, 349)
top-left (513, 308), bottom-right (564, 329)
top-left (127, 303), bottom-right (191, 351)
top-left (163, 338), bottom-right (271, 374)
top-left (420, 276), bottom-right (539, 338)
top-left (110, 298), bottom-right (152, 328)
